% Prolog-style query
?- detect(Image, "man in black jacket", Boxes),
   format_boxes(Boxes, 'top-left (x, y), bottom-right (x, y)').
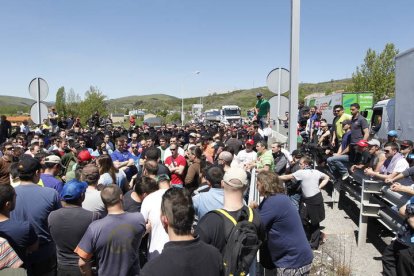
top-left (141, 188), bottom-right (223, 276)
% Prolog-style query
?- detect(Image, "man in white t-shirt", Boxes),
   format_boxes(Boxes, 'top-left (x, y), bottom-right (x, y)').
top-left (279, 155), bottom-right (329, 249)
top-left (235, 139), bottom-right (257, 171)
top-left (81, 164), bottom-right (106, 215)
top-left (365, 142), bottom-right (410, 183)
top-left (140, 175), bottom-right (171, 260)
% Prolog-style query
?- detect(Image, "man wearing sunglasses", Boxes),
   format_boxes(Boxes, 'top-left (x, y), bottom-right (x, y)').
top-left (164, 145), bottom-right (187, 188)
top-left (331, 105), bottom-right (352, 149)
top-left (400, 140), bottom-right (414, 166)
top-left (365, 142), bottom-right (410, 183)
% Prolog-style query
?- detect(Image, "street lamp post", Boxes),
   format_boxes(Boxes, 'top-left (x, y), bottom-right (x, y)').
top-left (181, 71), bottom-right (200, 125)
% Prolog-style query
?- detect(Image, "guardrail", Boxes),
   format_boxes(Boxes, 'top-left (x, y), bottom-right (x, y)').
top-left (271, 129), bottom-right (410, 246)
top-left (338, 172), bottom-right (411, 246)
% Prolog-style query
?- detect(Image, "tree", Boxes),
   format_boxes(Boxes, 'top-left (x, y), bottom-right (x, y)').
top-left (78, 86), bottom-right (107, 123)
top-left (352, 43), bottom-right (399, 102)
top-left (66, 88), bottom-right (81, 117)
top-left (55, 87), bottom-right (66, 116)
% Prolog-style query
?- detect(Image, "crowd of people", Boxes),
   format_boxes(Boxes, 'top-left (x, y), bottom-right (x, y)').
top-left (296, 102), bottom-right (414, 276)
top-left (0, 94), bottom-right (412, 276)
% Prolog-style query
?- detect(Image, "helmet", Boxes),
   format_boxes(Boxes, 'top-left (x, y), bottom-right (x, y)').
top-left (387, 130), bottom-right (398, 137)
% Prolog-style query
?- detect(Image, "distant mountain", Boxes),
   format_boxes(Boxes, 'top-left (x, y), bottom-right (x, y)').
top-left (0, 96), bottom-right (35, 107)
top-left (0, 78), bottom-right (354, 115)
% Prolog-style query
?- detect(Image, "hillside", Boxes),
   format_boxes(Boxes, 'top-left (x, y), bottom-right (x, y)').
top-left (107, 78), bottom-right (354, 114)
top-left (0, 78), bottom-right (354, 115)
top-left (0, 95), bottom-right (35, 107)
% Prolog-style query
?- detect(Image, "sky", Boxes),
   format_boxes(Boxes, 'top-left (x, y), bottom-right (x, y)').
top-left (0, 0), bottom-right (413, 101)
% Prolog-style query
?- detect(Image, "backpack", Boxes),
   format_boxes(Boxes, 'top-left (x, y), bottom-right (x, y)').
top-left (214, 206), bottom-right (262, 276)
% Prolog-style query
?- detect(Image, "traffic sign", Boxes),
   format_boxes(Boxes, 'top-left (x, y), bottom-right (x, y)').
top-left (29, 78), bottom-right (49, 101)
top-left (266, 68), bottom-right (290, 95)
top-left (30, 102), bottom-right (49, 125)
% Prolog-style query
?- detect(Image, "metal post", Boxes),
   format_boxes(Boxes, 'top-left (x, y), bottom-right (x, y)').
top-left (181, 97), bottom-right (184, 126)
top-left (37, 78), bottom-right (41, 125)
top-left (358, 179), bottom-right (368, 246)
top-left (277, 67), bottom-right (282, 133)
top-left (288, 0), bottom-right (300, 152)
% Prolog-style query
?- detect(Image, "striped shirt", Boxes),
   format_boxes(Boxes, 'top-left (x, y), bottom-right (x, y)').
top-left (0, 237), bottom-right (23, 269)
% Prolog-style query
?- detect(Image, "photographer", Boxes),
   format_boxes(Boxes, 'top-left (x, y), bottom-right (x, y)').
top-left (382, 197), bottom-right (414, 276)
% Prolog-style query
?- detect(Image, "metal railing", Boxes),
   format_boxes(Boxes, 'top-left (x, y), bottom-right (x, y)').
top-left (341, 175), bottom-right (411, 246)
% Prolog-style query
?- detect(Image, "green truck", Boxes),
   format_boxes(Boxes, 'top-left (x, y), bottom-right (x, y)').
top-left (306, 92), bottom-right (374, 124)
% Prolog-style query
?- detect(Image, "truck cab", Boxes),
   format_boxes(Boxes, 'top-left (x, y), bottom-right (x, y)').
top-left (370, 98), bottom-right (395, 142)
top-left (221, 105), bottom-right (241, 125)
top-left (204, 109), bottom-right (222, 124)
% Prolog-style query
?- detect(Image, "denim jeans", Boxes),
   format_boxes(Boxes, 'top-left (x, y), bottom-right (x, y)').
top-left (327, 155), bottom-right (349, 176)
top-left (257, 116), bottom-right (266, 130)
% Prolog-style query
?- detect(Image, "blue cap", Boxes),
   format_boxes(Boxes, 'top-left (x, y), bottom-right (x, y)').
top-left (387, 130), bottom-right (398, 137)
top-left (60, 179), bottom-right (88, 201)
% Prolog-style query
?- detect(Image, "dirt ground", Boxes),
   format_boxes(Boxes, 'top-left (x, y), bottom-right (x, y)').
top-left (315, 189), bottom-right (386, 276)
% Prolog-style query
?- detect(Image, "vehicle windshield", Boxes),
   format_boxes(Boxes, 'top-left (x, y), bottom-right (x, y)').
top-left (206, 110), bottom-right (221, 117)
top-left (223, 109), bottom-right (240, 116)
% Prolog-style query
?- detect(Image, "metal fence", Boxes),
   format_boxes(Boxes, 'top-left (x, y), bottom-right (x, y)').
top-left (336, 171), bottom-right (411, 246)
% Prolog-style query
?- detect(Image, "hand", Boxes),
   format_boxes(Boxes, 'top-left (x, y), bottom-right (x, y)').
top-left (331, 140), bottom-right (336, 147)
top-left (145, 221), bottom-right (152, 235)
top-left (364, 168), bottom-right (373, 176)
top-left (385, 178), bottom-right (393, 184)
top-left (350, 165), bottom-right (356, 173)
top-left (249, 201), bottom-right (259, 209)
top-left (390, 182), bottom-right (402, 192)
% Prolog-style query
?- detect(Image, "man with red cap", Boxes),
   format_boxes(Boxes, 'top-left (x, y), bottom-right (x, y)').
top-left (350, 139), bottom-right (371, 175)
top-left (235, 139), bottom-right (257, 171)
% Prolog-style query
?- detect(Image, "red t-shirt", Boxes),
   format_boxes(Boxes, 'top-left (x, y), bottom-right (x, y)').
top-left (164, 155), bottom-right (187, 185)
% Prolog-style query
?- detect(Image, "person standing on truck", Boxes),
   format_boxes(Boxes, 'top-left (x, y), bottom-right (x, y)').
top-left (331, 105), bottom-right (352, 149)
top-left (349, 103), bottom-right (370, 163)
top-left (255, 93), bottom-right (270, 130)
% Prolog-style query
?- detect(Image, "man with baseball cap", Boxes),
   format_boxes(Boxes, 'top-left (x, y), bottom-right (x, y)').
top-left (235, 139), bottom-right (257, 171)
top-left (387, 130), bottom-right (398, 143)
top-left (48, 179), bottom-right (100, 275)
top-left (40, 154), bottom-right (64, 193)
top-left (255, 92), bottom-right (270, 130)
top-left (349, 139), bottom-right (372, 175)
top-left (400, 140), bottom-right (414, 165)
top-left (365, 142), bottom-right (410, 183)
top-left (11, 156), bottom-right (61, 275)
top-left (196, 167), bottom-right (263, 274)
top-left (365, 139), bottom-right (387, 172)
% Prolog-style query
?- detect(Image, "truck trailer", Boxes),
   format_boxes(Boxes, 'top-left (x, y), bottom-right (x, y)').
top-left (371, 47), bottom-right (414, 142)
top-left (306, 92), bottom-right (374, 124)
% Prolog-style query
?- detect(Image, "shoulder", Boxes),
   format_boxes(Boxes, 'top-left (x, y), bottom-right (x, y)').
top-left (0, 219), bottom-right (30, 233)
top-left (124, 211), bottom-right (145, 223)
top-left (197, 211), bottom-right (223, 231)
